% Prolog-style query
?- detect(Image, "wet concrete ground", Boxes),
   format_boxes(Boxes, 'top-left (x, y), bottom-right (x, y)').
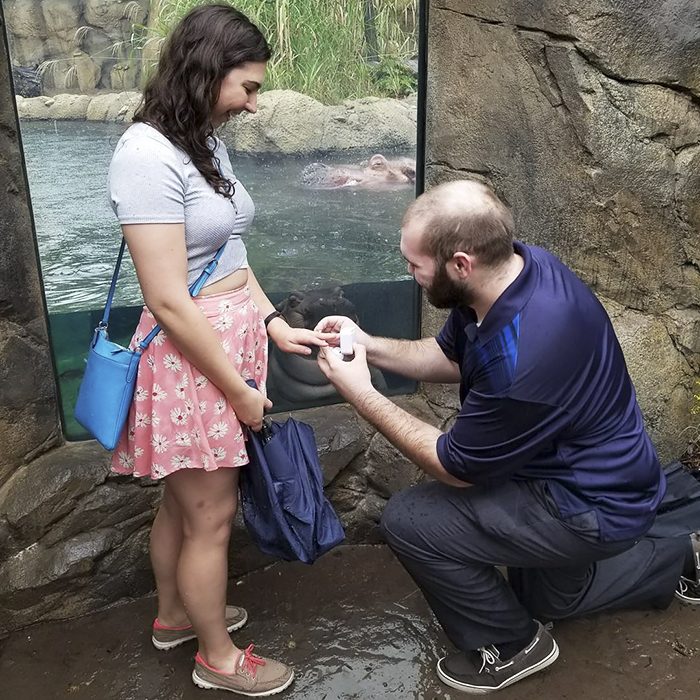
top-left (1, 545), bottom-right (698, 699)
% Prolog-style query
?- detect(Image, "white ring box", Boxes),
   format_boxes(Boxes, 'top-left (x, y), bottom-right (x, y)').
top-left (340, 326), bottom-right (355, 356)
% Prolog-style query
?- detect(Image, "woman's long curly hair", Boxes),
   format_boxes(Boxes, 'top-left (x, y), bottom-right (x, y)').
top-left (134, 4), bottom-right (271, 197)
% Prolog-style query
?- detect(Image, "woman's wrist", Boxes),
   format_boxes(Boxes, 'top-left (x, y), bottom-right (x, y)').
top-left (265, 314), bottom-right (289, 340)
top-left (263, 310), bottom-right (282, 328)
top-left (225, 373), bottom-right (254, 400)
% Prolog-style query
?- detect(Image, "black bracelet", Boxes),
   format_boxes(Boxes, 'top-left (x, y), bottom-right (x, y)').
top-left (263, 310), bottom-right (283, 328)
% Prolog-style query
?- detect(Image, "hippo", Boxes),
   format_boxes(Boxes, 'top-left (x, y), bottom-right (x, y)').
top-left (276, 287), bottom-right (359, 330)
top-left (301, 154), bottom-right (416, 190)
top-left (267, 286), bottom-right (387, 404)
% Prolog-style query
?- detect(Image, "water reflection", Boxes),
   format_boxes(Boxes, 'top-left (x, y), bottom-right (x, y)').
top-left (278, 611), bottom-right (442, 698)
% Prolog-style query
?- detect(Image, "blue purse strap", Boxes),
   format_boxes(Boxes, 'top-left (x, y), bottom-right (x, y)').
top-left (98, 237), bottom-right (229, 351)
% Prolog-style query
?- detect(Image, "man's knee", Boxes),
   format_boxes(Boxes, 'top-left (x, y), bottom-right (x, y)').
top-left (380, 486), bottom-right (429, 551)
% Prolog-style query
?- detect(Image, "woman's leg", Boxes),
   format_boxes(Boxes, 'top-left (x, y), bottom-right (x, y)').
top-left (150, 483), bottom-right (188, 626)
top-left (165, 466), bottom-right (241, 673)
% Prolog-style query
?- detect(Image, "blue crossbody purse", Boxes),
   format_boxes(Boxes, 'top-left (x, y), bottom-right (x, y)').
top-left (74, 238), bottom-right (228, 450)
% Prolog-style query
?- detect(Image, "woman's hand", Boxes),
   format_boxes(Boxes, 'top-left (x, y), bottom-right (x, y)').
top-left (267, 317), bottom-right (334, 356)
top-left (227, 384), bottom-right (272, 431)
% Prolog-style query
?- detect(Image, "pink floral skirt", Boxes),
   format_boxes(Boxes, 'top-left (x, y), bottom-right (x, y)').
top-left (111, 286), bottom-right (268, 479)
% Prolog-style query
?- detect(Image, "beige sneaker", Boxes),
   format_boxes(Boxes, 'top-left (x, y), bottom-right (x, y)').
top-left (152, 605), bottom-right (248, 650)
top-left (192, 644), bottom-right (294, 696)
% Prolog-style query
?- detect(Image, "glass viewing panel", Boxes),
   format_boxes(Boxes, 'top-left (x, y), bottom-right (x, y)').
top-left (7, 1), bottom-right (421, 439)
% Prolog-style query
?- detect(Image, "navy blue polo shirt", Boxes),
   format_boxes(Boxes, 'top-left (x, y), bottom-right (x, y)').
top-left (435, 242), bottom-right (665, 542)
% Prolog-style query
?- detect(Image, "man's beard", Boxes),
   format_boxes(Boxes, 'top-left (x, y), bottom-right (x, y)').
top-left (425, 262), bottom-right (476, 309)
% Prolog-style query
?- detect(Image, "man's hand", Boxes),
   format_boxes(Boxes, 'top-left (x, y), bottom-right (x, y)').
top-left (314, 315), bottom-right (372, 350)
top-left (318, 343), bottom-right (468, 487)
top-left (317, 343), bottom-right (375, 403)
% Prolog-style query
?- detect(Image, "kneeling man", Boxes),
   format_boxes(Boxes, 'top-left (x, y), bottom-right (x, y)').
top-left (316, 180), bottom-right (699, 694)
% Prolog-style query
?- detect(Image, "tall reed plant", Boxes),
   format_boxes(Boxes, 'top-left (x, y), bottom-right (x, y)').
top-left (142, 0), bottom-right (417, 103)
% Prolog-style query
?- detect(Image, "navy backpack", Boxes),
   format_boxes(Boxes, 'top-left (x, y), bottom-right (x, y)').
top-left (239, 413), bottom-right (345, 564)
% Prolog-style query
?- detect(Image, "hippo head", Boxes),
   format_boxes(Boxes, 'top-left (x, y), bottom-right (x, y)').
top-left (366, 154), bottom-right (416, 184)
top-left (276, 287), bottom-right (359, 329)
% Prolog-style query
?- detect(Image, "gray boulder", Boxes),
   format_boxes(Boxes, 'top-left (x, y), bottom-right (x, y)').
top-left (11, 65), bottom-right (41, 97)
top-left (221, 90), bottom-right (417, 155)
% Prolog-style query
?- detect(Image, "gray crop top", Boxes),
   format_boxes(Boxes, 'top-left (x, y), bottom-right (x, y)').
top-left (108, 122), bottom-right (254, 288)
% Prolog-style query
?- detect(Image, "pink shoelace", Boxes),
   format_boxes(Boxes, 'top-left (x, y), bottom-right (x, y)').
top-left (240, 644), bottom-right (266, 676)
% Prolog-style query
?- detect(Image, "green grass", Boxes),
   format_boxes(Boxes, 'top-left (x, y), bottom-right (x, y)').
top-left (139, 0), bottom-right (417, 103)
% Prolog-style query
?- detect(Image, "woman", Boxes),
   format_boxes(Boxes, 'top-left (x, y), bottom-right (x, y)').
top-left (108, 4), bottom-right (327, 695)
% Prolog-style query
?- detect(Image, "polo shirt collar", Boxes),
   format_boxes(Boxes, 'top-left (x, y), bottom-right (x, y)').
top-left (460, 241), bottom-right (538, 343)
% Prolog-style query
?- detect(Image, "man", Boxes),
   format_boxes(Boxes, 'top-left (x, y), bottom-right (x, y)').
top-left (315, 180), bottom-right (700, 694)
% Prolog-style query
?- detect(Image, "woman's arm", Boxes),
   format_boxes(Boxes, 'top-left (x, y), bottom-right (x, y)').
top-left (245, 267), bottom-right (332, 355)
top-left (122, 222), bottom-right (270, 429)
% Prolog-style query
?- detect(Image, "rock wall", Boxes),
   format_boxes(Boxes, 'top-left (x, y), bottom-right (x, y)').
top-left (4, 0), bottom-right (149, 91)
top-left (0, 8), bottom-right (61, 492)
top-left (427, 0), bottom-right (700, 460)
top-left (0, 400), bottom-right (451, 636)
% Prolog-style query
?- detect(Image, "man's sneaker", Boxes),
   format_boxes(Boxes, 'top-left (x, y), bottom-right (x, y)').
top-left (192, 644), bottom-right (294, 696)
top-left (436, 621), bottom-right (559, 694)
top-left (675, 531), bottom-right (700, 605)
top-left (152, 605), bottom-right (248, 650)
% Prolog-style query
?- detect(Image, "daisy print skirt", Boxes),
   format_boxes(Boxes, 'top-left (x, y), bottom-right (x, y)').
top-left (111, 285), bottom-right (267, 479)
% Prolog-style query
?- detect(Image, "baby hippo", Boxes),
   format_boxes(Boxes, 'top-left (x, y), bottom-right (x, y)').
top-left (301, 154), bottom-right (416, 190)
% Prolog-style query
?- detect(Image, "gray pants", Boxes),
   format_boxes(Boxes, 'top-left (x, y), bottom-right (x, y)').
top-left (380, 479), bottom-right (688, 651)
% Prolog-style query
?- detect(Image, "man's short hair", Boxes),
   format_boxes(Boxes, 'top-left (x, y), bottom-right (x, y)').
top-left (404, 180), bottom-right (515, 268)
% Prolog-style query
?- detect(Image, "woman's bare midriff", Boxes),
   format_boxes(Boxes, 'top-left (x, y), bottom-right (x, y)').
top-left (196, 267), bottom-right (249, 297)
